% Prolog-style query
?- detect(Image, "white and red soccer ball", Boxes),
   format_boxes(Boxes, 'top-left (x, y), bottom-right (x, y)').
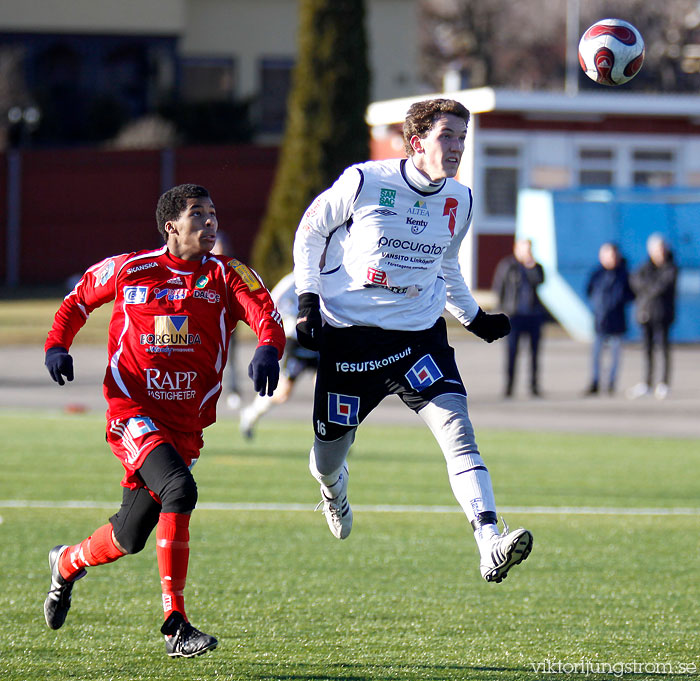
top-left (578, 18), bottom-right (645, 86)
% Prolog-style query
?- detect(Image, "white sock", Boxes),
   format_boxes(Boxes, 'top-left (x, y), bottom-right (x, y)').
top-left (474, 522), bottom-right (500, 561)
top-left (321, 471), bottom-right (346, 499)
top-left (308, 432), bottom-right (355, 495)
top-left (417, 395), bottom-right (498, 531)
top-left (308, 449), bottom-right (346, 495)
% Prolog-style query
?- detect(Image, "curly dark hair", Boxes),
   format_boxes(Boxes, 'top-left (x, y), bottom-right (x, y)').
top-left (402, 98), bottom-right (470, 156)
top-left (155, 184), bottom-right (210, 242)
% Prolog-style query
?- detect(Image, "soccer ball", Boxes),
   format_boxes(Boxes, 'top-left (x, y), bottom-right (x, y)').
top-left (578, 18), bottom-right (645, 86)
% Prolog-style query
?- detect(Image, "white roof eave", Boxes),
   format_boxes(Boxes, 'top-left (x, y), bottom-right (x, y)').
top-left (366, 86), bottom-right (700, 126)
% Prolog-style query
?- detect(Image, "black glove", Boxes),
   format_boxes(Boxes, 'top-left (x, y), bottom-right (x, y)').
top-left (466, 308), bottom-right (511, 343)
top-left (296, 292), bottom-right (322, 351)
top-left (248, 345), bottom-right (280, 397)
top-left (45, 346), bottom-right (74, 385)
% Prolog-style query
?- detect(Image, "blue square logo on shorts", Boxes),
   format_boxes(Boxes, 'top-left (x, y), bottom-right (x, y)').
top-left (405, 354), bottom-right (443, 390)
top-left (328, 393), bottom-right (360, 426)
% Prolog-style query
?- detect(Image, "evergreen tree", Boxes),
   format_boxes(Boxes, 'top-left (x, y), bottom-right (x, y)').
top-left (252, 0), bottom-right (370, 284)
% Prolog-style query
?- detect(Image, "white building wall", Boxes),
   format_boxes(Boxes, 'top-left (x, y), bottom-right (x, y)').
top-left (0, 0), bottom-right (421, 113)
top-left (0, 0), bottom-right (186, 34)
top-left (366, 0), bottom-right (421, 101)
top-left (222, 0), bottom-right (420, 102)
top-left (187, 0), bottom-right (299, 98)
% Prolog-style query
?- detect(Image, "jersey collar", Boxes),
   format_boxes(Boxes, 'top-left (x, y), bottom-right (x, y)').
top-left (400, 158), bottom-right (446, 196)
top-left (162, 250), bottom-right (206, 274)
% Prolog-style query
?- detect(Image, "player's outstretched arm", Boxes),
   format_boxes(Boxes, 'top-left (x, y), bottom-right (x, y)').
top-left (225, 259), bottom-right (286, 397)
top-left (44, 255), bottom-right (126, 385)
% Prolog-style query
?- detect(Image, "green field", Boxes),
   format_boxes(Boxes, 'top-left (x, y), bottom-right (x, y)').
top-left (2, 411), bottom-right (698, 680)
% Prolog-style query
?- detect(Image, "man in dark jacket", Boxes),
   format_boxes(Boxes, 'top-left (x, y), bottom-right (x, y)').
top-left (584, 243), bottom-right (634, 395)
top-left (493, 239), bottom-right (546, 397)
top-left (627, 233), bottom-right (678, 400)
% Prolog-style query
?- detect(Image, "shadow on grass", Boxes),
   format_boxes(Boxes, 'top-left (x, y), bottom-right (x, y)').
top-left (237, 661), bottom-right (539, 681)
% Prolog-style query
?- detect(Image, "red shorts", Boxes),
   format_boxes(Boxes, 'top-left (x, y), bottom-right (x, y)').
top-left (106, 415), bottom-right (204, 490)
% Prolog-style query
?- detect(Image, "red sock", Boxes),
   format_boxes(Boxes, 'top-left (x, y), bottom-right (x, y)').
top-left (59, 523), bottom-right (125, 580)
top-left (156, 512), bottom-right (190, 621)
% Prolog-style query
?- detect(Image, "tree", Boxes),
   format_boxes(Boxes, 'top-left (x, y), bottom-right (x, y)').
top-left (252, 0), bottom-right (370, 285)
top-left (419, 0), bottom-right (565, 91)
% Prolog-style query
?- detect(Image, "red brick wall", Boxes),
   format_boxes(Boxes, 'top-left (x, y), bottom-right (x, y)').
top-left (477, 233), bottom-right (515, 290)
top-left (174, 145), bottom-right (278, 261)
top-left (0, 145), bottom-right (278, 287)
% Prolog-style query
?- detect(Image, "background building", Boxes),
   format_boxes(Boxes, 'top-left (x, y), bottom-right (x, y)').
top-left (0, 0), bottom-right (420, 146)
top-left (0, 0), bottom-right (421, 289)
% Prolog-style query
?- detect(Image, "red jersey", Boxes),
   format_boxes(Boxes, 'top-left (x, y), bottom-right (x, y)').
top-left (46, 246), bottom-right (286, 433)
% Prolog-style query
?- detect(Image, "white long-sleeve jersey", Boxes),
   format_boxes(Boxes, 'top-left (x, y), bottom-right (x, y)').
top-left (293, 158), bottom-right (480, 330)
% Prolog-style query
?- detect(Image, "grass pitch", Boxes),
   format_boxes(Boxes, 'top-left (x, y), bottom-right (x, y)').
top-left (1, 411), bottom-right (698, 680)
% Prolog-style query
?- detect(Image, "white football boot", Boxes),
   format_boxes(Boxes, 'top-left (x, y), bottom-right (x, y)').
top-left (480, 521), bottom-right (533, 583)
top-left (316, 465), bottom-right (353, 539)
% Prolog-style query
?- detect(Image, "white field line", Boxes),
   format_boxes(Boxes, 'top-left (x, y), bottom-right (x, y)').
top-left (1, 500), bottom-right (699, 516)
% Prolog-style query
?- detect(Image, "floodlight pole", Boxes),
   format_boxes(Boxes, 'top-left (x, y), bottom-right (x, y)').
top-left (565, 0), bottom-right (580, 96)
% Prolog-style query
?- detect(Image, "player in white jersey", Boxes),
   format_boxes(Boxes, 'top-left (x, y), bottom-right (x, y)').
top-left (293, 98), bottom-right (533, 583)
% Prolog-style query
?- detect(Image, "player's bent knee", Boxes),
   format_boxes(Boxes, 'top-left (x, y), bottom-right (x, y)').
top-left (159, 470), bottom-right (198, 514)
top-left (139, 444), bottom-right (199, 514)
top-left (112, 522), bottom-right (151, 555)
top-left (427, 392), bottom-right (469, 417)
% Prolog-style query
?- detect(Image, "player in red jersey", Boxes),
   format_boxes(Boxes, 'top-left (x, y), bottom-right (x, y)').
top-left (42, 184), bottom-right (285, 657)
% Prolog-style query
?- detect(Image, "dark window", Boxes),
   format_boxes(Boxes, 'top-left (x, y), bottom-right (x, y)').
top-left (580, 169), bottom-right (614, 186)
top-left (632, 148), bottom-right (675, 187)
top-left (181, 57), bottom-right (235, 102)
top-left (484, 167), bottom-right (518, 216)
top-left (258, 57), bottom-right (293, 133)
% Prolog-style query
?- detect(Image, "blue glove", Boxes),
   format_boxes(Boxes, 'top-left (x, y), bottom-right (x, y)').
top-left (296, 292), bottom-right (322, 351)
top-left (465, 308), bottom-right (511, 343)
top-left (45, 346), bottom-right (74, 385)
top-left (248, 345), bottom-right (280, 397)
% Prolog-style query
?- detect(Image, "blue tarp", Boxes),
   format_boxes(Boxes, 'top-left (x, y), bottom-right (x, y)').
top-left (517, 188), bottom-right (700, 342)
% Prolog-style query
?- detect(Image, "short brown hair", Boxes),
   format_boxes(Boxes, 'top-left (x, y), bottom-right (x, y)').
top-left (403, 98), bottom-right (470, 156)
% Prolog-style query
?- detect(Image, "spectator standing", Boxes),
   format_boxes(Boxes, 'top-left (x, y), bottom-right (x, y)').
top-left (584, 243), bottom-right (634, 395)
top-left (492, 239), bottom-right (546, 398)
top-left (627, 233), bottom-right (678, 400)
